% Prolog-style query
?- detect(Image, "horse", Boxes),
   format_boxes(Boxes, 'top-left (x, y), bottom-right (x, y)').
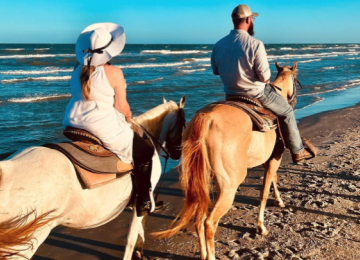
top-left (0, 96), bottom-right (186, 260)
top-left (155, 62), bottom-right (300, 260)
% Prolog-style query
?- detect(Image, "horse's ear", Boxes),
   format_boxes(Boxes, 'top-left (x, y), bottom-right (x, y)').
top-left (275, 61), bottom-right (281, 72)
top-left (179, 95), bottom-right (186, 108)
top-left (163, 97), bottom-right (167, 104)
top-left (292, 62), bottom-right (298, 72)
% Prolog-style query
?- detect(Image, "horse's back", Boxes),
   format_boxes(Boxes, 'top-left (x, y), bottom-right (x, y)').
top-left (186, 104), bottom-right (276, 168)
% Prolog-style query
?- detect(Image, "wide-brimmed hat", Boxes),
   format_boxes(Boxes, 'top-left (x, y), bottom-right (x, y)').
top-left (76, 23), bottom-right (125, 66)
top-left (232, 4), bottom-right (258, 19)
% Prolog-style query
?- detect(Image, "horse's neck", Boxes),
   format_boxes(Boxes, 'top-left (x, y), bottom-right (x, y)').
top-left (273, 73), bottom-right (292, 100)
top-left (134, 102), bottom-right (178, 140)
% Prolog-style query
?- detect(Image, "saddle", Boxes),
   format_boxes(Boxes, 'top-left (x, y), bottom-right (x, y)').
top-left (43, 127), bottom-right (133, 189)
top-left (215, 95), bottom-right (278, 132)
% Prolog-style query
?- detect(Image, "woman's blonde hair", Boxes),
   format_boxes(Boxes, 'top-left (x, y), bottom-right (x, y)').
top-left (80, 65), bottom-right (95, 100)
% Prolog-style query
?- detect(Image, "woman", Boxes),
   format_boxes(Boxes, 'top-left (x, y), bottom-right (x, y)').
top-left (63, 23), bottom-right (162, 216)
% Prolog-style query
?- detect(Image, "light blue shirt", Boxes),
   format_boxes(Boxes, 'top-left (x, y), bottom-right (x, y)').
top-left (211, 29), bottom-right (271, 98)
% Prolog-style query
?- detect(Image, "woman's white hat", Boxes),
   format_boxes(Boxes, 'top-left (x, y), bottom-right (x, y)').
top-left (76, 23), bottom-right (125, 66)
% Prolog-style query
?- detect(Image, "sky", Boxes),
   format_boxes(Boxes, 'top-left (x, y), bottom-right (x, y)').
top-left (1, 0), bottom-right (360, 44)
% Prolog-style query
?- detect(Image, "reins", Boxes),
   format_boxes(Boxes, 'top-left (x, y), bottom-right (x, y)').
top-left (130, 108), bottom-right (186, 201)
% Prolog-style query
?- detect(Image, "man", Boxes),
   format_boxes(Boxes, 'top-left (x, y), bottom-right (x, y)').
top-left (211, 4), bottom-right (311, 164)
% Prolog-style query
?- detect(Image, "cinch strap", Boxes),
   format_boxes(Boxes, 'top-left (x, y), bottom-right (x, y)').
top-left (82, 37), bottom-right (113, 73)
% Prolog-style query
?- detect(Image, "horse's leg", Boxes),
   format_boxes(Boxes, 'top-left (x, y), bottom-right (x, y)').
top-left (123, 208), bottom-right (145, 260)
top-left (196, 215), bottom-right (207, 260)
top-left (12, 224), bottom-right (55, 259)
top-left (257, 156), bottom-right (282, 235)
top-left (272, 172), bottom-right (285, 207)
top-left (132, 216), bottom-right (147, 260)
top-left (205, 183), bottom-right (238, 260)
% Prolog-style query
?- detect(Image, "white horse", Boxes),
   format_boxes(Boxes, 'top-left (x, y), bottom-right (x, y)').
top-left (0, 96), bottom-right (186, 259)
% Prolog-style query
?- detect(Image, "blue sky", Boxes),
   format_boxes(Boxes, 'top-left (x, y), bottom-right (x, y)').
top-left (1, 0), bottom-right (360, 44)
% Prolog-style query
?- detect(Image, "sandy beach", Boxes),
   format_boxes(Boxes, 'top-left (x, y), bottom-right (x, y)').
top-left (29, 102), bottom-right (360, 260)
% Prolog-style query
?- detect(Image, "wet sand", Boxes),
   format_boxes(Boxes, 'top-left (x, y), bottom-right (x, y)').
top-left (32, 103), bottom-right (360, 260)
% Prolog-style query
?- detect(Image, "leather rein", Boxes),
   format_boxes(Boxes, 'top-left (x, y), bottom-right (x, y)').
top-left (130, 108), bottom-right (186, 201)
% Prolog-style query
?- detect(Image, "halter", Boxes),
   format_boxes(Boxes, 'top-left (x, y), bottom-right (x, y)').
top-left (271, 72), bottom-right (302, 108)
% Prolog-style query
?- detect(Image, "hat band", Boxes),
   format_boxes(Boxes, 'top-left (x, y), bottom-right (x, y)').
top-left (82, 37), bottom-right (113, 75)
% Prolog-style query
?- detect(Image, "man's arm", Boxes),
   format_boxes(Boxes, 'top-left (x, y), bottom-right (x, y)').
top-left (254, 42), bottom-right (271, 83)
top-left (211, 49), bottom-right (219, 75)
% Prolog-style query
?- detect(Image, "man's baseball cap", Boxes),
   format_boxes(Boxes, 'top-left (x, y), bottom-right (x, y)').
top-left (232, 4), bottom-right (258, 20)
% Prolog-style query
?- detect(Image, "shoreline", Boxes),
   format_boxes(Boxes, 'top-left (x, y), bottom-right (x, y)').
top-left (30, 100), bottom-right (360, 259)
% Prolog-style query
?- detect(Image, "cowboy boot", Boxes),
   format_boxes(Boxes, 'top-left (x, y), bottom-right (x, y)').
top-left (134, 161), bottom-right (164, 216)
top-left (292, 149), bottom-right (312, 164)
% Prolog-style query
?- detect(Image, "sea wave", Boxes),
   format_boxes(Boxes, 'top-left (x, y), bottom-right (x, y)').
top-left (179, 68), bottom-right (206, 73)
top-left (0, 68), bottom-right (72, 75)
top-left (181, 58), bottom-right (210, 62)
top-left (34, 48), bottom-right (50, 50)
top-left (140, 50), bottom-right (210, 55)
top-left (0, 54), bottom-right (75, 59)
top-left (323, 67), bottom-right (335, 70)
top-left (294, 97), bottom-right (325, 112)
top-left (280, 47), bottom-right (293, 50)
top-left (129, 77), bottom-right (164, 86)
top-left (268, 50), bottom-right (360, 61)
top-left (298, 79), bottom-right (360, 97)
top-left (3, 48), bottom-right (25, 51)
top-left (297, 59), bottom-right (322, 63)
top-left (7, 94), bottom-right (71, 103)
top-left (118, 61), bottom-right (189, 69)
top-left (1, 76), bottom-right (71, 83)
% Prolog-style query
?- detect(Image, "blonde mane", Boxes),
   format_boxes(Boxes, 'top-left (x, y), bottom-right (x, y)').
top-left (133, 101), bottom-right (179, 139)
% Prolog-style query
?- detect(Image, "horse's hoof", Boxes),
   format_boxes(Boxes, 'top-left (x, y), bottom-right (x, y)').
top-left (273, 200), bottom-right (285, 208)
top-left (132, 250), bottom-right (147, 260)
top-left (256, 226), bottom-right (269, 236)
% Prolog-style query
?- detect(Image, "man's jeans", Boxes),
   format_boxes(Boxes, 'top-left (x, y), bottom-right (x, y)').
top-left (258, 84), bottom-right (303, 154)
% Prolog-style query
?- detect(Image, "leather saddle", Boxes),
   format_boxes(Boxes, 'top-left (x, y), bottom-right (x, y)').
top-left (213, 95), bottom-right (278, 132)
top-left (43, 127), bottom-right (133, 189)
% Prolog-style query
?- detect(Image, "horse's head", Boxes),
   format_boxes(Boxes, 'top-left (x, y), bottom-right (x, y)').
top-left (162, 96), bottom-right (186, 160)
top-left (274, 61), bottom-right (301, 108)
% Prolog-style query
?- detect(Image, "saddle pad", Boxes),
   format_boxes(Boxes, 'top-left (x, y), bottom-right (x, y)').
top-left (212, 101), bottom-right (278, 132)
top-left (43, 142), bottom-right (133, 174)
top-left (73, 164), bottom-right (129, 189)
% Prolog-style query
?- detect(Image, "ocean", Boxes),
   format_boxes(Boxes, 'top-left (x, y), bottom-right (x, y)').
top-left (1, 43), bottom-right (360, 168)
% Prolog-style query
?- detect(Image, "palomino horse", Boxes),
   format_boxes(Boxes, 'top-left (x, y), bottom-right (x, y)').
top-left (156, 62), bottom-right (300, 260)
top-left (0, 96), bottom-right (186, 259)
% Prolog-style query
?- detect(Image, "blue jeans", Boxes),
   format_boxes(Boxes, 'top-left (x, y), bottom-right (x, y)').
top-left (258, 84), bottom-right (303, 154)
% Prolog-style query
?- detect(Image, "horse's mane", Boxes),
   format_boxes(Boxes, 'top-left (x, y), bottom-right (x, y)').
top-left (134, 101), bottom-right (178, 125)
top-left (275, 69), bottom-right (297, 82)
top-left (133, 101), bottom-right (179, 138)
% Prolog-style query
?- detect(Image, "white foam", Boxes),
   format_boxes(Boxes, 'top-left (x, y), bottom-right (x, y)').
top-left (298, 87), bottom-right (347, 97)
top-left (298, 59), bottom-right (322, 63)
top-left (118, 61), bottom-right (189, 69)
top-left (3, 48), bottom-right (25, 51)
top-left (0, 68), bottom-right (72, 75)
top-left (323, 67), bottom-right (335, 70)
top-left (129, 77), bottom-right (164, 85)
top-left (180, 68), bottom-right (206, 73)
top-left (7, 94), bottom-right (71, 103)
top-left (280, 47), bottom-right (293, 50)
top-left (141, 50), bottom-right (210, 55)
top-left (34, 48), bottom-right (50, 50)
top-left (267, 50), bottom-right (360, 61)
top-left (0, 54), bottom-right (75, 59)
top-left (1, 76), bottom-right (71, 83)
top-left (294, 97), bottom-right (325, 112)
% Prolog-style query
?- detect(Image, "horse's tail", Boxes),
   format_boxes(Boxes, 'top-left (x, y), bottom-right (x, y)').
top-left (0, 164), bottom-right (57, 259)
top-left (153, 112), bottom-right (213, 238)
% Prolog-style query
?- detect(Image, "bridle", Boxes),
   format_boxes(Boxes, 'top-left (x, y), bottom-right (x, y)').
top-left (271, 71), bottom-right (303, 108)
top-left (130, 107), bottom-right (186, 200)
